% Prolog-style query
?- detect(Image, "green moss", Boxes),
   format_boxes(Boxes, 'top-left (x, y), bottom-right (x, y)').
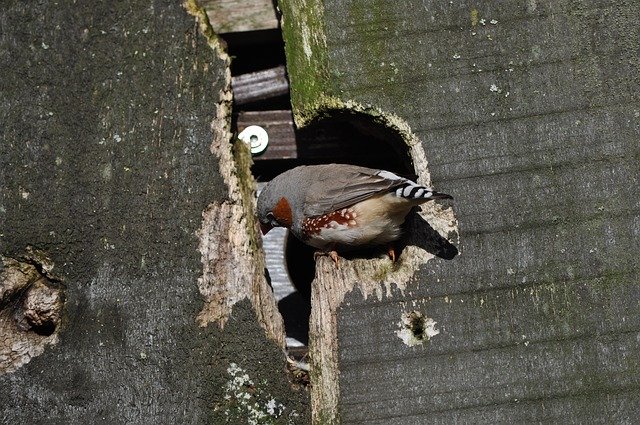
top-left (470, 8), bottom-right (479, 27)
top-left (315, 411), bottom-right (340, 425)
top-left (342, 1), bottom-right (392, 87)
top-left (277, 0), bottom-right (331, 124)
top-left (185, 0), bottom-right (217, 45)
top-left (232, 137), bottom-right (261, 251)
top-left (277, 0), bottom-right (416, 136)
top-left (232, 138), bottom-right (253, 197)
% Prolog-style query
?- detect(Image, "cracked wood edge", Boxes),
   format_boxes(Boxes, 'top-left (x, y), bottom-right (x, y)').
top-left (185, 0), bottom-right (285, 348)
top-left (309, 215), bottom-right (457, 422)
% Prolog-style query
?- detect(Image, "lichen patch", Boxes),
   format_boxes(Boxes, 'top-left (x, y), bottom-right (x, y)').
top-left (396, 310), bottom-right (440, 347)
top-left (215, 362), bottom-right (299, 424)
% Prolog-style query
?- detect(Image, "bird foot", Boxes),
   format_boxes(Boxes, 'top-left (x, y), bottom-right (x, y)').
top-left (313, 250), bottom-right (340, 268)
top-left (387, 246), bottom-right (397, 263)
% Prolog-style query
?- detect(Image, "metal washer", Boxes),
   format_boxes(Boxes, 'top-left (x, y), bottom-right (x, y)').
top-left (238, 125), bottom-right (269, 155)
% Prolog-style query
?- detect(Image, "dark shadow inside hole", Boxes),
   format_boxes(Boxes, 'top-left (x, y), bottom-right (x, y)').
top-left (221, 29), bottom-right (285, 76)
top-left (252, 109), bottom-right (415, 181)
top-left (277, 290), bottom-right (311, 345)
top-left (284, 234), bottom-right (315, 301)
top-left (31, 321), bottom-right (57, 337)
top-left (222, 29), bottom-right (291, 111)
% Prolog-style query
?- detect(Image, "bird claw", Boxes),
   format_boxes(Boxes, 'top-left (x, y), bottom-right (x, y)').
top-left (387, 246), bottom-right (397, 263)
top-left (329, 251), bottom-right (340, 268)
top-left (313, 250), bottom-right (340, 268)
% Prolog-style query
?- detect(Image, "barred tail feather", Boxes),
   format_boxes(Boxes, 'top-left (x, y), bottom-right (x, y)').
top-left (394, 183), bottom-right (452, 201)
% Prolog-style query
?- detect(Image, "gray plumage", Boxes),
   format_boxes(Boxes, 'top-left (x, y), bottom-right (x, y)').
top-left (257, 163), bottom-right (452, 249)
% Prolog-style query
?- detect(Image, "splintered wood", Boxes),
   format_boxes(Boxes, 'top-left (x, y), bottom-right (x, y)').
top-left (308, 253), bottom-right (429, 423)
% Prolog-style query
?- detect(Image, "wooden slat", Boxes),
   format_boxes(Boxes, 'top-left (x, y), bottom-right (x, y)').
top-left (232, 66), bottom-right (290, 105)
top-left (200, 0), bottom-right (278, 34)
top-left (237, 110), bottom-right (297, 160)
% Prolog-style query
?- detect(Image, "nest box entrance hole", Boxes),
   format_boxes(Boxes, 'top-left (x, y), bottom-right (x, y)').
top-left (251, 117), bottom-right (415, 351)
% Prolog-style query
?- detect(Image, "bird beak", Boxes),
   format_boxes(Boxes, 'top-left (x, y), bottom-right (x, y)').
top-left (260, 222), bottom-right (273, 235)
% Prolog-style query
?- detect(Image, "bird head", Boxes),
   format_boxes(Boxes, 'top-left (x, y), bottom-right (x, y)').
top-left (257, 179), bottom-right (294, 235)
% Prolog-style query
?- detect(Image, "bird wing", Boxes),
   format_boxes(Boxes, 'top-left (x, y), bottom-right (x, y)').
top-left (303, 164), bottom-right (409, 217)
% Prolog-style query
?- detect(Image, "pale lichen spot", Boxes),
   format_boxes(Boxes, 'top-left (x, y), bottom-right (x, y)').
top-left (396, 310), bottom-right (439, 347)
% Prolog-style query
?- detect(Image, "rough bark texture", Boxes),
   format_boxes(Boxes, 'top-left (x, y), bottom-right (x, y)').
top-left (279, 0), bottom-right (640, 423)
top-left (1, 0), bottom-right (308, 423)
top-left (0, 253), bottom-right (64, 374)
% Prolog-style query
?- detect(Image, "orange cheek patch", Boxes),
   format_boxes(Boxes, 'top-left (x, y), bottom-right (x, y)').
top-left (273, 197), bottom-right (293, 228)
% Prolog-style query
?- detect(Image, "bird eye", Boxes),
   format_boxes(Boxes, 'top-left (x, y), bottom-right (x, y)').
top-left (265, 211), bottom-right (279, 227)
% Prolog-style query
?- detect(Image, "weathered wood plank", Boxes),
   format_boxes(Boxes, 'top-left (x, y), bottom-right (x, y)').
top-left (200, 0), bottom-right (278, 33)
top-left (0, 0), bottom-right (308, 423)
top-left (232, 65), bottom-right (290, 105)
top-left (279, 0), bottom-right (640, 423)
top-left (237, 110), bottom-right (298, 160)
